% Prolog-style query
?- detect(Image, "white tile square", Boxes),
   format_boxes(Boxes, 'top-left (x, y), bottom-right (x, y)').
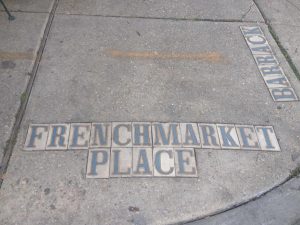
top-left (112, 122), bottom-right (132, 147)
top-left (46, 123), bottom-right (70, 150)
top-left (174, 148), bottom-right (197, 177)
top-left (180, 123), bottom-right (201, 148)
top-left (240, 26), bottom-right (263, 37)
top-left (68, 123), bottom-right (91, 150)
top-left (24, 124), bottom-right (49, 150)
top-left (217, 124), bottom-right (241, 149)
top-left (152, 123), bottom-right (181, 147)
top-left (110, 148), bottom-right (132, 177)
top-left (132, 148), bottom-right (153, 177)
top-left (198, 123), bottom-right (220, 149)
top-left (86, 148), bottom-right (110, 179)
top-left (255, 126), bottom-right (280, 151)
top-left (153, 148), bottom-right (175, 177)
top-left (236, 125), bottom-right (260, 150)
top-left (270, 87), bottom-right (298, 101)
top-left (253, 54), bottom-right (279, 66)
top-left (89, 123), bottom-right (112, 148)
top-left (132, 122), bottom-right (152, 147)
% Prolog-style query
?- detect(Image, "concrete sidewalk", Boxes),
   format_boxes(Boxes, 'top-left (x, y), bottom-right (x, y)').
top-left (188, 176), bottom-right (300, 225)
top-left (0, 1), bottom-right (300, 224)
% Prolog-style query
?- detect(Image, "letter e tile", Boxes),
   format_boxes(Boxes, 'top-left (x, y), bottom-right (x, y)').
top-left (174, 148), bottom-right (198, 177)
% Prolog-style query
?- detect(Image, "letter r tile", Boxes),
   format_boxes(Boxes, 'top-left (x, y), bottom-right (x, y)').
top-left (198, 123), bottom-right (220, 149)
top-left (24, 124), bottom-right (49, 150)
top-left (46, 123), bottom-right (70, 150)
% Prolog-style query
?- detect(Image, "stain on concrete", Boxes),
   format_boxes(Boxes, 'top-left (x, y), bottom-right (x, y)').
top-left (129, 206), bottom-right (140, 212)
top-left (292, 153), bottom-right (300, 161)
top-left (44, 188), bottom-right (50, 195)
top-left (105, 49), bottom-right (224, 63)
top-left (0, 51), bottom-right (34, 60)
top-left (1, 60), bottom-right (16, 69)
top-left (292, 218), bottom-right (300, 225)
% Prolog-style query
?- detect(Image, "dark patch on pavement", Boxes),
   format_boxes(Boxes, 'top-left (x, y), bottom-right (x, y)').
top-left (129, 206), bottom-right (140, 212)
top-left (1, 60), bottom-right (16, 69)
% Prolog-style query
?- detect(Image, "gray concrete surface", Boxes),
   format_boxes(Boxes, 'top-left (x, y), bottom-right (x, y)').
top-left (1, 12), bottom-right (300, 224)
top-left (255, 0), bottom-right (300, 25)
top-left (57, 0), bottom-right (264, 22)
top-left (0, 11), bottom-right (48, 163)
top-left (187, 176), bottom-right (300, 225)
top-left (0, 0), bottom-right (54, 13)
top-left (1, 1), bottom-right (300, 225)
top-left (255, 0), bottom-right (300, 78)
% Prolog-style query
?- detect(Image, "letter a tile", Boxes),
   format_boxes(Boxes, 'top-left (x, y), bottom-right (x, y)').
top-left (132, 148), bottom-right (153, 177)
top-left (180, 123), bottom-right (201, 148)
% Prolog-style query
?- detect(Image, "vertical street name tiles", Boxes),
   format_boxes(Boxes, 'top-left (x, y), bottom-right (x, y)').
top-left (240, 26), bottom-right (298, 102)
top-left (24, 122), bottom-right (281, 179)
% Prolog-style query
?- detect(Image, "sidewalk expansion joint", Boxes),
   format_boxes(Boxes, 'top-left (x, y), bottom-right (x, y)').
top-left (0, 9), bottom-right (50, 14)
top-left (55, 12), bottom-right (265, 24)
top-left (241, 2), bottom-right (255, 21)
top-left (0, 0), bottom-right (60, 187)
top-left (253, 0), bottom-right (300, 81)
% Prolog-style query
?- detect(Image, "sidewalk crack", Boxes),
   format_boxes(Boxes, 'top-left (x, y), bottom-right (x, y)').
top-left (286, 0), bottom-right (300, 13)
top-left (0, 0), bottom-right (60, 187)
top-left (241, 2), bottom-right (255, 21)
